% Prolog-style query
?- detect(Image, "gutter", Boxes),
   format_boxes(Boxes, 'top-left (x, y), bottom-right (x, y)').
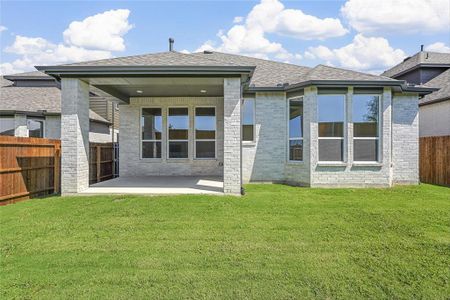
top-left (247, 80), bottom-right (437, 96)
top-left (35, 65), bottom-right (255, 79)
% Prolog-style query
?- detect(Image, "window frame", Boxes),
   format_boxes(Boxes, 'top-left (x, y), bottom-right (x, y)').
top-left (194, 106), bottom-right (217, 159)
top-left (242, 98), bottom-right (255, 143)
top-left (317, 94), bottom-right (346, 163)
top-left (27, 116), bottom-right (45, 138)
top-left (167, 106), bottom-right (190, 159)
top-left (287, 96), bottom-right (304, 163)
top-left (352, 94), bottom-right (381, 163)
top-left (140, 106), bottom-right (163, 160)
top-left (0, 115), bottom-right (15, 136)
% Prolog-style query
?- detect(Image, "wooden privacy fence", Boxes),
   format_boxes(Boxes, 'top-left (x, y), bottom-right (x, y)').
top-left (89, 142), bottom-right (119, 184)
top-left (0, 136), bottom-right (60, 204)
top-left (419, 135), bottom-right (450, 187)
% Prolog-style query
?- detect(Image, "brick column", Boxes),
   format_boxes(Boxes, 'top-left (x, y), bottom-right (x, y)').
top-left (305, 86), bottom-right (318, 185)
top-left (346, 87), bottom-right (353, 164)
top-left (14, 114), bottom-right (28, 137)
top-left (60, 78), bottom-right (90, 194)
top-left (223, 77), bottom-right (242, 195)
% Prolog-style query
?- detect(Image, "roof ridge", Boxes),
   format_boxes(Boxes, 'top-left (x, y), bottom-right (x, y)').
top-left (194, 51), bottom-right (311, 69)
top-left (177, 51), bottom-right (244, 66)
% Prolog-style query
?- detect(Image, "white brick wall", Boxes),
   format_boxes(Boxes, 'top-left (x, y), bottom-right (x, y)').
top-left (223, 78), bottom-right (242, 194)
top-left (60, 78), bottom-right (90, 194)
top-left (120, 96), bottom-right (224, 177)
top-left (392, 93), bottom-right (419, 184)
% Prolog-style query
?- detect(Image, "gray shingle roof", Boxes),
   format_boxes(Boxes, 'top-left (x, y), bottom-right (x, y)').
top-left (192, 51), bottom-right (311, 87)
top-left (63, 51), bottom-right (241, 67)
top-left (303, 64), bottom-right (396, 82)
top-left (5, 71), bottom-right (52, 78)
top-left (0, 76), bottom-right (109, 123)
top-left (382, 51), bottom-right (450, 78)
top-left (420, 69), bottom-right (450, 105)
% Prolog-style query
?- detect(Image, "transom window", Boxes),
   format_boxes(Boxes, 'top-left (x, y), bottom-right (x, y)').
top-left (242, 98), bottom-right (255, 142)
top-left (0, 116), bottom-right (15, 136)
top-left (288, 97), bottom-right (303, 161)
top-left (168, 107), bottom-right (189, 159)
top-left (141, 108), bottom-right (162, 158)
top-left (195, 107), bottom-right (216, 158)
top-left (353, 95), bottom-right (380, 162)
top-left (318, 95), bottom-right (345, 162)
top-left (27, 117), bottom-right (44, 138)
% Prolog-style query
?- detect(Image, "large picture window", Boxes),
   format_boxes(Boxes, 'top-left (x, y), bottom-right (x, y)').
top-left (288, 97), bottom-right (303, 161)
top-left (168, 107), bottom-right (189, 158)
top-left (318, 95), bottom-right (345, 162)
top-left (0, 116), bottom-right (15, 136)
top-left (353, 95), bottom-right (380, 162)
top-left (242, 98), bottom-right (254, 141)
top-left (27, 117), bottom-right (44, 138)
top-left (141, 108), bottom-right (162, 158)
top-left (195, 107), bottom-right (216, 158)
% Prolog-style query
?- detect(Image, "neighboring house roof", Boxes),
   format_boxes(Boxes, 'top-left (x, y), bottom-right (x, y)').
top-left (303, 64), bottom-right (395, 82)
top-left (420, 69), bottom-right (450, 105)
top-left (382, 51), bottom-right (450, 78)
top-left (0, 75), bottom-right (110, 124)
top-left (4, 70), bottom-right (52, 80)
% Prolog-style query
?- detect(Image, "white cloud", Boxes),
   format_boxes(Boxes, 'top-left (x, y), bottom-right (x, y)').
top-left (341, 0), bottom-right (450, 34)
top-left (233, 16), bottom-right (244, 24)
top-left (0, 25), bottom-right (7, 32)
top-left (305, 34), bottom-right (406, 72)
top-left (425, 42), bottom-right (450, 53)
top-left (196, 0), bottom-right (347, 61)
top-left (0, 9), bottom-right (132, 75)
top-left (63, 9), bottom-right (133, 51)
top-left (247, 0), bottom-right (347, 40)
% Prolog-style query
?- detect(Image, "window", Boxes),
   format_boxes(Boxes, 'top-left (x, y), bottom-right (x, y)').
top-left (242, 98), bottom-right (254, 141)
top-left (168, 107), bottom-right (189, 158)
top-left (288, 97), bottom-right (303, 161)
top-left (353, 95), bottom-right (380, 162)
top-left (318, 95), bottom-right (345, 161)
top-left (27, 117), bottom-right (44, 138)
top-left (195, 107), bottom-right (216, 158)
top-left (141, 108), bottom-right (162, 158)
top-left (0, 116), bottom-right (15, 136)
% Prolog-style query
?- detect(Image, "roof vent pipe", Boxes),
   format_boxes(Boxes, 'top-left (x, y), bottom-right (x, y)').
top-left (169, 38), bottom-right (174, 51)
top-left (420, 44), bottom-right (424, 51)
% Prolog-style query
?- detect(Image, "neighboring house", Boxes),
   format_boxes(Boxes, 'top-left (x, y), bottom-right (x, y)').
top-left (0, 71), bottom-right (118, 143)
top-left (35, 50), bottom-right (433, 194)
top-left (382, 50), bottom-right (450, 137)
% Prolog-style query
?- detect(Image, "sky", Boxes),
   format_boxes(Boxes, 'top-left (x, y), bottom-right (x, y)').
top-left (1, 0), bottom-right (449, 75)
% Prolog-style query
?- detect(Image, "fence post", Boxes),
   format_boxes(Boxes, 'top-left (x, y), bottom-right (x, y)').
top-left (96, 145), bottom-right (101, 183)
top-left (54, 142), bottom-right (61, 194)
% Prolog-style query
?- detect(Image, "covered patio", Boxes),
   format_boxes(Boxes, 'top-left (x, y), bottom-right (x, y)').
top-left (82, 176), bottom-right (223, 195)
top-left (37, 52), bottom-right (254, 195)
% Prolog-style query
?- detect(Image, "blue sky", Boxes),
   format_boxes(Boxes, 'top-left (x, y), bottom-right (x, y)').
top-left (1, 0), bottom-right (449, 75)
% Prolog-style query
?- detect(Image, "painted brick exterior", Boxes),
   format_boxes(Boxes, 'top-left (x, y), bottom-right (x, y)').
top-left (223, 78), bottom-right (242, 194)
top-left (120, 96), bottom-right (224, 177)
top-left (392, 93), bottom-right (419, 184)
top-left (60, 78), bottom-right (90, 194)
top-left (45, 115), bottom-right (61, 139)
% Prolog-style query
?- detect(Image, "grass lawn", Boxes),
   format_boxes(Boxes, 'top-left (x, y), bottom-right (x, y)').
top-left (1, 184), bottom-right (449, 299)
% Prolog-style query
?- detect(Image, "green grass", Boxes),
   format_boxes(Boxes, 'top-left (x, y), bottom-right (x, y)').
top-left (1, 184), bottom-right (449, 299)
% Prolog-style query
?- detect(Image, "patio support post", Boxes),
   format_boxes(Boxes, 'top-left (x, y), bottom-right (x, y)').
top-left (60, 78), bottom-right (90, 194)
top-left (223, 77), bottom-right (242, 195)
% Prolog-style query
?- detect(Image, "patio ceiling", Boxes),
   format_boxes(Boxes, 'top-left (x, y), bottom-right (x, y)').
top-left (86, 77), bottom-right (225, 101)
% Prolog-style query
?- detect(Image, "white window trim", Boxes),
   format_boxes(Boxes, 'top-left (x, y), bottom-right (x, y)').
top-left (352, 94), bottom-right (381, 163)
top-left (317, 94), bottom-right (346, 163)
top-left (242, 98), bottom-right (255, 143)
top-left (194, 106), bottom-right (217, 159)
top-left (287, 96), bottom-right (304, 163)
top-left (167, 106), bottom-right (189, 160)
top-left (27, 116), bottom-right (45, 138)
top-left (140, 106), bottom-right (163, 160)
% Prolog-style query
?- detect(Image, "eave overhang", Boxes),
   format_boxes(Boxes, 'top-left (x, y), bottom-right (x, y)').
top-left (35, 65), bottom-right (255, 80)
top-left (246, 80), bottom-right (437, 96)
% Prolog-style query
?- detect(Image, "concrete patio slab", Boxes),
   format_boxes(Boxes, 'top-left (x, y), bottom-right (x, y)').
top-left (81, 176), bottom-right (224, 195)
